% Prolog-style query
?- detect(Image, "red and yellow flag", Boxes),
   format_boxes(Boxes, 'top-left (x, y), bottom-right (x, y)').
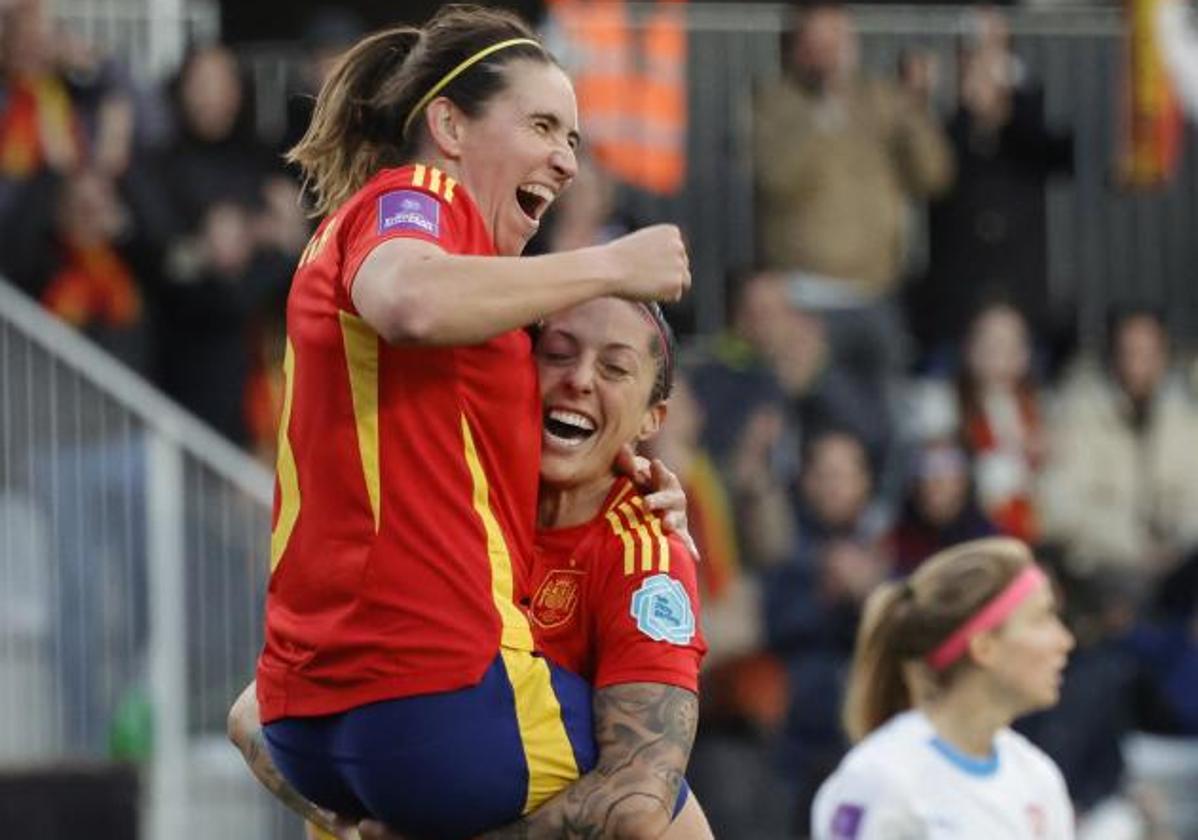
top-left (1121, 0), bottom-right (1183, 187)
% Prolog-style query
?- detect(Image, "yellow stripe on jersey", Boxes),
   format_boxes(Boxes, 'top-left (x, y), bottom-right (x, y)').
top-left (412, 163), bottom-right (427, 188)
top-left (460, 414), bottom-right (534, 650)
top-left (443, 177), bottom-right (457, 203)
top-left (630, 496), bottom-right (671, 574)
top-left (270, 341), bottom-right (300, 571)
top-left (608, 480), bottom-right (634, 512)
top-left (606, 503), bottom-right (638, 575)
top-left (428, 166), bottom-right (443, 194)
top-left (340, 312), bottom-right (381, 531)
top-left (616, 500), bottom-right (657, 573)
top-left (499, 648), bottom-right (580, 813)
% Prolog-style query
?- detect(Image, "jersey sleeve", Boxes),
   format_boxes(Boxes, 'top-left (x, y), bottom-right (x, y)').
top-left (589, 527), bottom-right (707, 692)
top-left (339, 170), bottom-right (460, 298)
top-left (1030, 743), bottom-right (1076, 839)
top-left (811, 761), bottom-right (922, 840)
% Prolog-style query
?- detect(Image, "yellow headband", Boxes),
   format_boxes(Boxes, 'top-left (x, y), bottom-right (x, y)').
top-left (402, 37), bottom-right (541, 137)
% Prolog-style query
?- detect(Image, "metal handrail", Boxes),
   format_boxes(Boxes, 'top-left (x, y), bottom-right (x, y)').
top-left (0, 278), bottom-right (272, 505)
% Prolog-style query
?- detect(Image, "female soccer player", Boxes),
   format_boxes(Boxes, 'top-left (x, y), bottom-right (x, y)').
top-left (812, 538), bottom-right (1076, 839)
top-left (255, 5), bottom-right (689, 837)
top-left (233, 297), bottom-right (712, 838)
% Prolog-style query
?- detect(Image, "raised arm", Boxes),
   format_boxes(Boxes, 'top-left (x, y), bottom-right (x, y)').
top-left (482, 683), bottom-right (699, 840)
top-left (352, 226), bottom-right (690, 346)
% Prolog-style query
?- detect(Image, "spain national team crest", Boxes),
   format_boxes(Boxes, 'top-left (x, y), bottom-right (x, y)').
top-left (630, 574), bottom-right (695, 645)
top-left (530, 569), bottom-right (583, 629)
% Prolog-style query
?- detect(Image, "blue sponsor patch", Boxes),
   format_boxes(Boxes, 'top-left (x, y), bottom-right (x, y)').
top-left (830, 804), bottom-right (865, 839)
top-left (377, 190), bottom-right (440, 236)
top-left (630, 574), bottom-right (694, 645)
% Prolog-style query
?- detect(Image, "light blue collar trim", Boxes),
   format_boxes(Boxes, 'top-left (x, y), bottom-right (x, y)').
top-left (929, 736), bottom-right (999, 777)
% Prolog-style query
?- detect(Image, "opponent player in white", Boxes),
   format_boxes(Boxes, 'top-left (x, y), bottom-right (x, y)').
top-left (812, 538), bottom-right (1076, 839)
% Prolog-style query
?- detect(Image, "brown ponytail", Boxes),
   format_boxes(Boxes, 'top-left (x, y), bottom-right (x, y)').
top-left (842, 538), bottom-right (1033, 743)
top-left (287, 5), bottom-right (550, 217)
top-left (288, 27), bottom-right (420, 216)
top-left (843, 580), bottom-right (918, 744)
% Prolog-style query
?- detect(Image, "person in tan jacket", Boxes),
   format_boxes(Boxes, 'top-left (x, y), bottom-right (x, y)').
top-left (1038, 307), bottom-right (1198, 581)
top-left (753, 2), bottom-right (954, 298)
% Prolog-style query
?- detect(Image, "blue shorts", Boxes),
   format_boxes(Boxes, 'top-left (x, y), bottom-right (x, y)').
top-left (265, 651), bottom-right (688, 837)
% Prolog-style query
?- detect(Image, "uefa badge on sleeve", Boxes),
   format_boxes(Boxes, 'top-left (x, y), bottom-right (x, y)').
top-left (630, 574), bottom-right (695, 645)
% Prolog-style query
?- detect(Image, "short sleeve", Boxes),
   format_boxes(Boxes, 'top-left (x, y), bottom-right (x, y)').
top-left (590, 529), bottom-right (706, 692)
top-left (811, 762), bottom-right (922, 840)
top-left (339, 171), bottom-right (459, 298)
top-left (1033, 747), bottom-right (1076, 839)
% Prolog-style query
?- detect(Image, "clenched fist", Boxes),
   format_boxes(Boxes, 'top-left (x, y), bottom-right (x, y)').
top-left (599, 224), bottom-right (691, 303)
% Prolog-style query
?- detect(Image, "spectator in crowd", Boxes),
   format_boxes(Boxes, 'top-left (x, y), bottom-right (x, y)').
top-left (765, 429), bottom-right (891, 829)
top-left (688, 272), bottom-right (800, 473)
top-left (0, 0), bottom-right (153, 373)
top-left (0, 0), bottom-right (137, 259)
top-left (753, 2), bottom-right (952, 300)
top-left (914, 8), bottom-right (1074, 364)
top-left (0, 0), bottom-right (82, 187)
top-left (651, 371), bottom-right (792, 840)
top-left (753, 1), bottom-right (952, 431)
top-left (145, 44), bottom-right (305, 449)
top-left (54, 24), bottom-right (135, 180)
top-left (956, 302), bottom-right (1046, 543)
top-left (5, 168), bottom-right (157, 373)
top-left (690, 271), bottom-right (891, 497)
top-left (1039, 305), bottom-right (1198, 585)
top-left (887, 439), bottom-right (996, 575)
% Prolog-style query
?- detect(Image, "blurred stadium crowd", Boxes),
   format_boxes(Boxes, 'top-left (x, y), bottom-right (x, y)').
top-left (1, 0), bottom-right (1197, 837)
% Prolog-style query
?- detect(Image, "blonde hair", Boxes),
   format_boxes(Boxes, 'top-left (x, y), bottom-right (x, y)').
top-left (287, 5), bottom-right (548, 216)
top-left (842, 538), bottom-right (1033, 743)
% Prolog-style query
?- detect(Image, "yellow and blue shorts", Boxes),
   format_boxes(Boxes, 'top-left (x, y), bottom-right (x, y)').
top-left (264, 651), bottom-right (595, 838)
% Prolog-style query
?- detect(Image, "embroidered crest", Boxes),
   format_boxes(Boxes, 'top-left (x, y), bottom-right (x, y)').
top-left (530, 569), bottom-right (583, 629)
top-left (630, 574), bottom-right (694, 645)
top-left (830, 804), bottom-right (865, 839)
top-left (378, 190), bottom-right (440, 236)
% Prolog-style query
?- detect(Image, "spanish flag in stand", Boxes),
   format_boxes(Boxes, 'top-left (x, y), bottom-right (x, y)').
top-left (1122, 0), bottom-right (1183, 187)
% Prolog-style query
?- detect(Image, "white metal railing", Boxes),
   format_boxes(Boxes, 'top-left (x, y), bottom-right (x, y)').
top-left (0, 278), bottom-right (299, 839)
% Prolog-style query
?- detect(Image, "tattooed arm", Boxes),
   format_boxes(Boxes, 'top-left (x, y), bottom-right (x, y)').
top-left (227, 682), bottom-right (350, 837)
top-left (482, 682), bottom-right (699, 840)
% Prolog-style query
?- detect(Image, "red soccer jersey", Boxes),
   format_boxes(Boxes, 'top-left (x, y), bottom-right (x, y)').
top-left (530, 478), bottom-right (707, 692)
top-left (258, 164), bottom-right (540, 723)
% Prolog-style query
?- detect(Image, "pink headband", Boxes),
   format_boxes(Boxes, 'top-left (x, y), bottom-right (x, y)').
top-left (635, 303), bottom-right (672, 390)
top-left (925, 565), bottom-right (1047, 671)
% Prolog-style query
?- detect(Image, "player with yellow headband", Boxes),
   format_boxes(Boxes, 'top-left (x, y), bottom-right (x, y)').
top-left (247, 4), bottom-right (691, 838)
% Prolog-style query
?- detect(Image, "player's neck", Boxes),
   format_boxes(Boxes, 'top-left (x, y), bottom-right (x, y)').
top-left (538, 477), bottom-right (614, 529)
top-left (921, 687), bottom-right (1009, 759)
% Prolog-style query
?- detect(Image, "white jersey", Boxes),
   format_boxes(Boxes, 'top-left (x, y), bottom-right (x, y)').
top-left (812, 710), bottom-right (1074, 840)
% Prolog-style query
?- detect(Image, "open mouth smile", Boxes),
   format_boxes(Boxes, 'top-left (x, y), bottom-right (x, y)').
top-left (543, 407), bottom-right (597, 448)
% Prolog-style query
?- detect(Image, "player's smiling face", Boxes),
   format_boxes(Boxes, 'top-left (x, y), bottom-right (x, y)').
top-left (453, 59), bottom-right (580, 256)
top-left (536, 298), bottom-right (666, 489)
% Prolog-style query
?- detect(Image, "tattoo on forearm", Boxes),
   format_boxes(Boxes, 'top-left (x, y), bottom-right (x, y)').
top-left (242, 727), bottom-right (339, 833)
top-left (485, 684), bottom-right (699, 839)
